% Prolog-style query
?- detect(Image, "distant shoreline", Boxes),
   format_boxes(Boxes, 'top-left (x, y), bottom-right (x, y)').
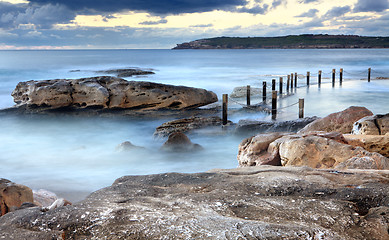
top-left (173, 34), bottom-right (389, 50)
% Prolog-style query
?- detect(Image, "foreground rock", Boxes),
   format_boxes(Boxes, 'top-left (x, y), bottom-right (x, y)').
top-left (352, 113), bottom-right (389, 135)
top-left (1, 179), bottom-right (33, 216)
top-left (345, 134), bottom-right (389, 158)
top-left (161, 132), bottom-right (203, 152)
top-left (11, 76), bottom-right (218, 111)
top-left (235, 117), bottom-right (317, 137)
top-left (238, 132), bottom-right (389, 170)
top-left (0, 166), bottom-right (388, 239)
top-left (154, 116), bottom-right (232, 137)
top-left (299, 106), bottom-right (373, 134)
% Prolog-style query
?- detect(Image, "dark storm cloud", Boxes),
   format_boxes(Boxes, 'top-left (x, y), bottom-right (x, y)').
top-left (354, 0), bottom-right (389, 12)
top-left (296, 9), bottom-right (318, 18)
top-left (325, 6), bottom-right (351, 18)
top-left (139, 19), bottom-right (168, 25)
top-left (28, 0), bottom-right (248, 15)
top-left (0, 2), bottom-right (76, 29)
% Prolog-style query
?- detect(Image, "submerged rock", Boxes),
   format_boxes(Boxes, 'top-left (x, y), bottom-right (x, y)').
top-left (0, 166), bottom-right (388, 239)
top-left (96, 68), bottom-right (155, 78)
top-left (299, 106), bottom-right (373, 134)
top-left (161, 132), bottom-right (203, 152)
top-left (11, 76), bottom-right (218, 111)
top-left (154, 116), bottom-right (231, 138)
top-left (352, 113), bottom-right (389, 135)
top-left (116, 141), bottom-right (145, 152)
top-left (230, 86), bottom-right (261, 98)
top-left (0, 179), bottom-right (33, 216)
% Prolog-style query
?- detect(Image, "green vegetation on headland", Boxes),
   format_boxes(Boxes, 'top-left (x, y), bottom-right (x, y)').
top-left (172, 34), bottom-right (389, 49)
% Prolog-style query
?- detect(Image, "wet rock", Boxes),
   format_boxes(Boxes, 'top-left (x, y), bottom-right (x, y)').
top-left (43, 198), bottom-right (72, 211)
top-left (96, 68), bottom-right (155, 78)
top-left (299, 106), bottom-right (373, 134)
top-left (161, 132), bottom-right (203, 152)
top-left (230, 86), bottom-right (261, 98)
top-left (116, 141), bottom-right (145, 151)
top-left (11, 76), bottom-right (218, 111)
top-left (237, 132), bottom-right (289, 166)
top-left (352, 113), bottom-right (389, 135)
top-left (344, 134), bottom-right (389, 158)
top-left (33, 189), bottom-right (58, 208)
top-left (0, 166), bottom-right (388, 239)
top-left (154, 116), bottom-right (231, 138)
top-left (235, 117), bottom-right (318, 137)
top-left (0, 179), bottom-right (33, 216)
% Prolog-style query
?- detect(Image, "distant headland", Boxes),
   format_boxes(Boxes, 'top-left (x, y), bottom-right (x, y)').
top-left (172, 34), bottom-right (389, 49)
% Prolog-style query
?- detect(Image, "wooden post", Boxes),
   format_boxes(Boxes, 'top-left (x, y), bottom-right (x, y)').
top-left (262, 81), bottom-right (267, 103)
top-left (287, 75), bottom-right (290, 92)
top-left (368, 68), bottom-right (371, 82)
top-left (291, 73), bottom-right (294, 89)
top-left (339, 68), bottom-right (343, 85)
top-left (307, 71), bottom-right (310, 86)
top-left (246, 85), bottom-right (251, 106)
top-left (318, 70), bottom-right (322, 87)
top-left (222, 94), bottom-right (228, 125)
top-left (332, 69), bottom-right (336, 87)
top-left (272, 91), bottom-right (277, 120)
top-left (272, 79), bottom-right (276, 91)
top-left (299, 98), bottom-right (304, 119)
top-left (294, 72), bottom-right (297, 88)
top-left (279, 77), bottom-right (283, 95)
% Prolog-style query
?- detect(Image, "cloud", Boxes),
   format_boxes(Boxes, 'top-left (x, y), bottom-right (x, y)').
top-left (139, 19), bottom-right (168, 25)
top-left (190, 24), bottom-right (214, 28)
top-left (296, 9), bottom-right (319, 18)
top-left (354, 0), bottom-right (389, 12)
top-left (325, 6), bottom-right (351, 18)
top-left (299, 0), bottom-right (320, 3)
top-left (28, 0), bottom-right (247, 15)
top-left (237, 4), bottom-right (269, 14)
top-left (272, 0), bottom-right (286, 9)
top-left (0, 2), bottom-right (76, 29)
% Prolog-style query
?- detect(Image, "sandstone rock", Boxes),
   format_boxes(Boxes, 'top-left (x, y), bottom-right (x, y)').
top-left (344, 134), bottom-right (389, 158)
top-left (161, 132), bottom-right (203, 152)
top-left (299, 106), bottom-right (373, 134)
top-left (352, 113), bottom-right (389, 135)
top-left (0, 166), bottom-right (388, 239)
top-left (237, 132), bottom-right (288, 166)
top-left (235, 117), bottom-right (318, 137)
top-left (336, 155), bottom-right (389, 170)
top-left (154, 116), bottom-right (232, 138)
top-left (116, 141), bottom-right (145, 152)
top-left (230, 86), bottom-right (261, 98)
top-left (11, 76), bottom-right (218, 111)
top-left (0, 179), bottom-right (33, 216)
top-left (33, 189), bottom-right (58, 208)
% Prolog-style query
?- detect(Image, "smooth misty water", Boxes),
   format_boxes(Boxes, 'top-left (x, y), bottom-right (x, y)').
top-left (0, 49), bottom-right (388, 202)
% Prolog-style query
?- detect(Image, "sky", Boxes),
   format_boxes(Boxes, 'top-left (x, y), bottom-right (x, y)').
top-left (0, 0), bottom-right (388, 49)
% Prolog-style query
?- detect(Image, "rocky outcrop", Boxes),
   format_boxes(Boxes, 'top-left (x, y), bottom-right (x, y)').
top-left (352, 114), bottom-right (389, 135)
top-left (0, 179), bottom-right (33, 216)
top-left (235, 117), bottom-right (317, 137)
top-left (161, 132), bottom-right (203, 152)
top-left (238, 132), bottom-right (389, 170)
top-left (299, 106), bottom-right (373, 134)
top-left (11, 76), bottom-right (218, 111)
top-left (154, 116), bottom-right (231, 138)
top-left (1, 166), bottom-right (389, 239)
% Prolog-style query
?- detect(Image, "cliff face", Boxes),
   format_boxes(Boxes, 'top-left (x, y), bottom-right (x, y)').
top-left (173, 34), bottom-right (389, 49)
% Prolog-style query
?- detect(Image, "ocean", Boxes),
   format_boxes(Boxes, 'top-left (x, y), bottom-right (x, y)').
top-left (0, 49), bottom-right (388, 202)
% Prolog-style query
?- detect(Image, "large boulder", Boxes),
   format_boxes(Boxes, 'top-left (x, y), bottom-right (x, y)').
top-left (154, 116), bottom-right (231, 138)
top-left (11, 76), bottom-right (218, 110)
top-left (299, 106), bottom-right (373, 134)
top-left (160, 132), bottom-right (203, 152)
top-left (235, 117), bottom-right (318, 137)
top-left (0, 179), bottom-right (33, 216)
top-left (352, 114), bottom-right (389, 135)
top-left (0, 167), bottom-right (388, 239)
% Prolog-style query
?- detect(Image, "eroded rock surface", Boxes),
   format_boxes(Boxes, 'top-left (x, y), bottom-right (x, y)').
top-left (11, 76), bottom-right (218, 111)
top-left (299, 106), bottom-right (373, 134)
top-left (344, 134), bottom-right (389, 158)
top-left (0, 179), bottom-right (33, 216)
top-left (352, 114), bottom-right (389, 135)
top-left (0, 167), bottom-right (388, 239)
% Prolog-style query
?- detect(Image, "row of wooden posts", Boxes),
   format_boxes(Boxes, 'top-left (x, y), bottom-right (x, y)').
top-left (222, 68), bottom-right (373, 125)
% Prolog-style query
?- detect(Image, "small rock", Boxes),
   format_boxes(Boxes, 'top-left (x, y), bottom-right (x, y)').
top-left (33, 189), bottom-right (58, 208)
top-left (161, 132), bottom-right (203, 152)
top-left (116, 141), bottom-right (145, 151)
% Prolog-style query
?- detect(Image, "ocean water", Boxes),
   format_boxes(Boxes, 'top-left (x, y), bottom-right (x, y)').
top-left (0, 49), bottom-right (388, 202)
